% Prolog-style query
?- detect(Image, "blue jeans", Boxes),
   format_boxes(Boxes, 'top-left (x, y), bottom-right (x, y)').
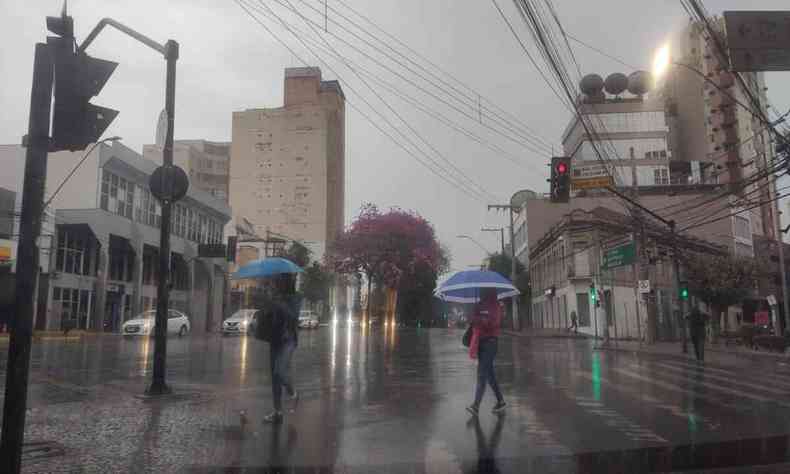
top-left (474, 337), bottom-right (504, 407)
top-left (271, 340), bottom-right (296, 411)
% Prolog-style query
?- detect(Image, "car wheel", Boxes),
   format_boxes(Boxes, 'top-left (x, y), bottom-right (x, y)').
top-left (179, 325), bottom-right (188, 337)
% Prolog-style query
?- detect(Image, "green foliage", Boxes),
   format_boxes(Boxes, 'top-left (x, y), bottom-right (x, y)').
top-left (486, 252), bottom-right (528, 293)
top-left (282, 242), bottom-right (311, 268)
top-left (685, 253), bottom-right (759, 309)
top-left (301, 262), bottom-right (332, 304)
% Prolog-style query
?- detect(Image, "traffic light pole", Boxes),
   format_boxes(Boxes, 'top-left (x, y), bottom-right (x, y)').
top-left (149, 40), bottom-right (179, 395)
top-left (670, 221), bottom-right (688, 354)
top-left (80, 18), bottom-right (180, 394)
top-left (0, 42), bottom-right (54, 473)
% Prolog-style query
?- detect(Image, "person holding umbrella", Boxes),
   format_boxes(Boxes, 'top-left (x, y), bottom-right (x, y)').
top-left (232, 257), bottom-right (303, 424)
top-left (434, 269), bottom-right (518, 416)
top-left (467, 287), bottom-right (506, 416)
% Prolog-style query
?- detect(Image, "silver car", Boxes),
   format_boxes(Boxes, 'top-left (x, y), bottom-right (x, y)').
top-left (122, 309), bottom-right (191, 337)
top-left (222, 309), bottom-right (259, 336)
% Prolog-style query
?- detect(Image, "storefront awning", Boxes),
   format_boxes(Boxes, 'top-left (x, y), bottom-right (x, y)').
top-left (109, 234), bottom-right (135, 255)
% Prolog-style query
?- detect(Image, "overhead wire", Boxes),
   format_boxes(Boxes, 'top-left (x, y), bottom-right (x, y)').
top-left (274, 0), bottom-right (503, 203)
top-left (325, 0), bottom-right (560, 150)
top-left (273, 0), bottom-right (555, 155)
top-left (233, 0), bottom-right (495, 204)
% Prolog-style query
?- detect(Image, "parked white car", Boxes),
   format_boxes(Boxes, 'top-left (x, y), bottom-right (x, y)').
top-left (122, 309), bottom-right (191, 337)
top-left (222, 309), bottom-right (258, 336)
top-left (298, 310), bottom-right (319, 329)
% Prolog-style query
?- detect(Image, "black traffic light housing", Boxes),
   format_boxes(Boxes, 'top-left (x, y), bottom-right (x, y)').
top-left (550, 156), bottom-right (571, 203)
top-left (47, 13), bottom-right (118, 152)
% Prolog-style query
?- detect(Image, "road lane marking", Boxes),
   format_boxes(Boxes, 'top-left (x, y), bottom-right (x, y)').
top-left (615, 366), bottom-right (790, 408)
top-left (575, 371), bottom-right (720, 431)
top-left (542, 376), bottom-right (667, 444)
top-left (650, 362), bottom-right (790, 397)
top-left (656, 359), bottom-right (790, 390)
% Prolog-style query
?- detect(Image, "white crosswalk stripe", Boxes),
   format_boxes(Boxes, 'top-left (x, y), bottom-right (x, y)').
top-left (651, 362), bottom-right (790, 397)
top-left (657, 359), bottom-right (790, 391)
top-left (541, 376), bottom-right (667, 443)
top-left (575, 371), bottom-right (721, 432)
top-left (617, 365), bottom-right (790, 408)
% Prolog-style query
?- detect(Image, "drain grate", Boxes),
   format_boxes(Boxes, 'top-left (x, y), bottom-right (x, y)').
top-left (22, 440), bottom-right (66, 462)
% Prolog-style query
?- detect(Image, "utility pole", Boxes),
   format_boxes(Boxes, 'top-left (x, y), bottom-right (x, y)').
top-left (605, 185), bottom-right (687, 352)
top-left (487, 204), bottom-right (519, 330)
top-left (481, 227), bottom-right (505, 255)
top-left (0, 42), bottom-right (53, 473)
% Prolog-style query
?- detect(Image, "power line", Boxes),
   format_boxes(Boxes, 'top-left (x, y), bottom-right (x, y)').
top-left (327, 0), bottom-right (558, 150)
top-left (277, 0), bottom-right (556, 154)
top-left (234, 0), bottom-right (494, 204)
top-left (275, 0), bottom-right (503, 203)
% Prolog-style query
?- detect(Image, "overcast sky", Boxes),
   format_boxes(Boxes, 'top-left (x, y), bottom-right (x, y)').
top-left (1, 0), bottom-right (789, 270)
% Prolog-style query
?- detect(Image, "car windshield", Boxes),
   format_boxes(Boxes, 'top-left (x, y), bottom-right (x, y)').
top-left (6, 1), bottom-right (790, 473)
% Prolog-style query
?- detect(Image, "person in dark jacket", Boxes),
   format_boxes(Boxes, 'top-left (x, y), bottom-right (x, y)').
top-left (263, 273), bottom-right (301, 424)
top-left (687, 307), bottom-right (708, 362)
top-left (467, 288), bottom-right (506, 416)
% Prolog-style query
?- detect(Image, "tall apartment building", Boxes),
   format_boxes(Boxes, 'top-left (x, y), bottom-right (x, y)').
top-left (230, 67), bottom-right (345, 259)
top-left (656, 18), bottom-right (777, 240)
top-left (143, 140), bottom-right (231, 203)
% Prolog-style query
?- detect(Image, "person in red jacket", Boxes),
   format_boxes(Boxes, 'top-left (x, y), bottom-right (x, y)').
top-left (467, 288), bottom-right (506, 416)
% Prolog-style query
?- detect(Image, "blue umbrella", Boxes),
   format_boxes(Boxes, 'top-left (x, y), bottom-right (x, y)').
top-left (231, 257), bottom-right (303, 279)
top-left (434, 270), bottom-right (519, 304)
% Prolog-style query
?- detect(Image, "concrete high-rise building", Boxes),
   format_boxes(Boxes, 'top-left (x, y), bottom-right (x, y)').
top-left (230, 67), bottom-right (345, 259)
top-left (656, 18), bottom-right (777, 240)
top-left (143, 140), bottom-right (231, 203)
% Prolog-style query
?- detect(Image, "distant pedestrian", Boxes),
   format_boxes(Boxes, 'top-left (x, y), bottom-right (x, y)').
top-left (687, 307), bottom-right (708, 362)
top-left (263, 273), bottom-right (301, 424)
top-left (568, 311), bottom-right (578, 333)
top-left (467, 288), bottom-right (506, 416)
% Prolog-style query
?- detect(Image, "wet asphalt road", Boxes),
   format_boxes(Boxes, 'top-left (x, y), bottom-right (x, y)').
top-left (3, 327), bottom-right (790, 473)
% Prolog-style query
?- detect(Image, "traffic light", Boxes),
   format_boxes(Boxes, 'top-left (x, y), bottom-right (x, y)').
top-left (549, 156), bottom-right (571, 203)
top-left (589, 284), bottom-right (596, 305)
top-left (47, 13), bottom-right (118, 151)
top-left (679, 282), bottom-right (689, 300)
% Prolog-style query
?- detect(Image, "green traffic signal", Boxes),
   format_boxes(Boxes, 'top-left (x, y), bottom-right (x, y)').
top-left (589, 285), bottom-right (596, 303)
top-left (680, 285), bottom-right (689, 300)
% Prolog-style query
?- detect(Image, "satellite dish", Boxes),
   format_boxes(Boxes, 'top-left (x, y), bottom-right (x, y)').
top-left (155, 109), bottom-right (168, 148)
top-left (627, 71), bottom-right (652, 96)
top-left (510, 189), bottom-right (537, 212)
top-left (579, 74), bottom-right (604, 95)
top-left (604, 73), bottom-right (628, 96)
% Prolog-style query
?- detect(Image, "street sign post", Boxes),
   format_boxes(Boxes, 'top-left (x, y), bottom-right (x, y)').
top-left (638, 280), bottom-right (651, 294)
top-left (724, 11), bottom-right (790, 71)
top-left (602, 242), bottom-right (636, 270)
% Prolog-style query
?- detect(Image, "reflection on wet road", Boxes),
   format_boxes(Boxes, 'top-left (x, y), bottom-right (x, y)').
top-left (3, 329), bottom-right (790, 472)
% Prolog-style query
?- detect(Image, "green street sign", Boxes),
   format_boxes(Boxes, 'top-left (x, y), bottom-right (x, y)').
top-left (602, 242), bottom-right (635, 270)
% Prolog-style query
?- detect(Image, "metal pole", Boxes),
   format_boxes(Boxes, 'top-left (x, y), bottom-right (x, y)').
top-left (509, 208), bottom-right (518, 331)
top-left (0, 43), bottom-right (53, 473)
top-left (773, 181), bottom-right (789, 335)
top-left (147, 40), bottom-right (178, 395)
top-left (500, 228), bottom-right (505, 256)
top-left (670, 220), bottom-right (688, 354)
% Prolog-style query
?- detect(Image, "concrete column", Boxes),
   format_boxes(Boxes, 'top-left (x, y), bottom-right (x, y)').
top-left (93, 244), bottom-right (109, 331)
top-left (132, 238), bottom-right (144, 315)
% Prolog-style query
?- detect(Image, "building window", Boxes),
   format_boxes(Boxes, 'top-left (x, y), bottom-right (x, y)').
top-left (56, 229), bottom-right (92, 275)
top-left (734, 216), bottom-right (750, 239)
top-left (576, 293), bottom-right (591, 327)
top-left (100, 170), bottom-right (134, 219)
top-left (653, 168), bottom-right (669, 185)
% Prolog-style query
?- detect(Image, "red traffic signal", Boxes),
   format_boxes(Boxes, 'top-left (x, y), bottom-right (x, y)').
top-left (556, 162), bottom-right (568, 174)
top-left (550, 157), bottom-right (571, 203)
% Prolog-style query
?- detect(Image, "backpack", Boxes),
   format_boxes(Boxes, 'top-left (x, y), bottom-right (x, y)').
top-left (254, 307), bottom-right (276, 342)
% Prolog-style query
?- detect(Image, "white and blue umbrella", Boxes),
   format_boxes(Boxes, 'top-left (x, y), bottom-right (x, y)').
top-left (434, 270), bottom-right (520, 304)
top-left (231, 257), bottom-right (303, 279)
